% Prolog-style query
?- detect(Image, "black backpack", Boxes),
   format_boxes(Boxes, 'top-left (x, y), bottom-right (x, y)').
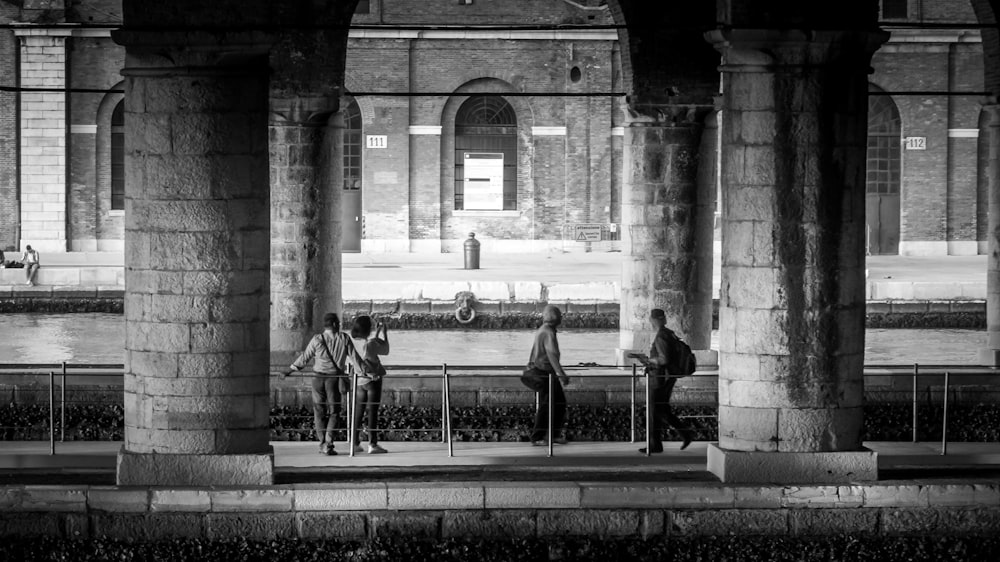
top-left (667, 334), bottom-right (697, 377)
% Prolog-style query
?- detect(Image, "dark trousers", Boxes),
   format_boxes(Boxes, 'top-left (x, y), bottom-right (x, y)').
top-left (311, 372), bottom-right (344, 443)
top-left (352, 379), bottom-right (384, 445)
top-left (650, 377), bottom-right (690, 449)
top-left (531, 375), bottom-right (566, 442)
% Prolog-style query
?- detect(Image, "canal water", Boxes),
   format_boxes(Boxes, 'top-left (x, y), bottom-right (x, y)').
top-left (0, 313), bottom-right (987, 366)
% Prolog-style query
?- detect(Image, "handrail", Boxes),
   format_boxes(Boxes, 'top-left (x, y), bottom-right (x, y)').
top-left (6, 360), bottom-right (994, 460)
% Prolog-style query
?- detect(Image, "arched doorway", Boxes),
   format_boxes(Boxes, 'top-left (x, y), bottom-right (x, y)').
top-left (454, 95), bottom-right (517, 211)
top-left (342, 98), bottom-right (362, 252)
top-left (866, 88), bottom-right (902, 255)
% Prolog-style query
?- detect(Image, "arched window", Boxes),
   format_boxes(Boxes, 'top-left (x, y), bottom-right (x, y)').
top-left (110, 101), bottom-right (124, 211)
top-left (866, 91), bottom-right (902, 255)
top-left (343, 99), bottom-right (362, 190)
top-left (454, 95), bottom-right (517, 211)
top-left (867, 94), bottom-right (901, 197)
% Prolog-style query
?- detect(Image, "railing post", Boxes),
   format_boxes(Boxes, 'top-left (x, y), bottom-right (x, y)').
top-left (941, 370), bottom-right (950, 456)
top-left (630, 363), bottom-right (637, 443)
top-left (547, 371), bottom-right (554, 458)
top-left (912, 363), bottom-right (919, 443)
top-left (444, 365), bottom-right (453, 458)
top-left (645, 367), bottom-right (652, 457)
top-left (349, 371), bottom-right (358, 458)
top-left (61, 361), bottom-right (67, 442)
top-left (441, 364), bottom-right (448, 444)
top-left (48, 371), bottom-right (55, 456)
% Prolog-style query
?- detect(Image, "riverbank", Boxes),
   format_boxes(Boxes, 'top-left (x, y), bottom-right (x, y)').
top-left (0, 293), bottom-right (986, 329)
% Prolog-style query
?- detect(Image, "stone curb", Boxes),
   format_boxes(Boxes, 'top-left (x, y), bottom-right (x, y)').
top-left (2, 483), bottom-right (998, 512)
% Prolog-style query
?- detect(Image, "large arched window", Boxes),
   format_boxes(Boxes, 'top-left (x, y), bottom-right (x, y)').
top-left (343, 99), bottom-right (362, 191)
top-left (866, 91), bottom-right (902, 254)
top-left (110, 101), bottom-right (124, 211)
top-left (454, 95), bottom-right (517, 211)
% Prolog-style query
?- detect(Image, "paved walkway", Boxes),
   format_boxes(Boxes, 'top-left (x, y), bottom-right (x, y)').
top-left (0, 252), bottom-right (990, 301)
top-left (3, 440), bottom-right (998, 473)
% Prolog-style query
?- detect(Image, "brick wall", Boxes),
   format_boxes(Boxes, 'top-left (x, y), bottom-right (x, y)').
top-left (0, 5), bottom-right (18, 251)
top-left (872, 30), bottom-right (986, 254)
top-left (346, 31), bottom-right (620, 252)
top-left (68, 35), bottom-right (124, 251)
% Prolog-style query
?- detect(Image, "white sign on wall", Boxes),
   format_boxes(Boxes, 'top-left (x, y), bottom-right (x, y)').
top-left (366, 135), bottom-right (387, 149)
top-left (463, 153), bottom-right (504, 210)
top-left (903, 136), bottom-right (926, 150)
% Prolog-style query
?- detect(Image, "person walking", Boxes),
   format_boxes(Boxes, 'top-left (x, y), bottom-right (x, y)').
top-left (21, 245), bottom-right (40, 286)
top-left (527, 304), bottom-right (571, 446)
top-left (348, 315), bottom-right (390, 454)
top-left (287, 312), bottom-right (363, 456)
top-left (630, 308), bottom-right (695, 453)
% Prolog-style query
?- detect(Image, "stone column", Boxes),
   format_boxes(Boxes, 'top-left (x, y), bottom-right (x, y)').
top-left (269, 36), bottom-right (344, 368)
top-left (706, 29), bottom-right (886, 483)
top-left (114, 40), bottom-right (273, 486)
top-left (981, 104), bottom-right (1000, 365)
top-left (269, 105), bottom-right (345, 367)
top-left (618, 105), bottom-right (714, 364)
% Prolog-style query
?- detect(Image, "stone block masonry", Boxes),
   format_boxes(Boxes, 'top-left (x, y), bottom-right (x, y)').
top-left (0, 481), bottom-right (997, 539)
top-left (16, 29), bottom-right (72, 253)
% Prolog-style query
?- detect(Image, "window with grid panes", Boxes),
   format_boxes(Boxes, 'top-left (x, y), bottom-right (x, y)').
top-left (866, 94), bottom-right (901, 195)
top-left (344, 99), bottom-right (362, 191)
top-left (111, 101), bottom-right (125, 210)
top-left (454, 95), bottom-right (517, 210)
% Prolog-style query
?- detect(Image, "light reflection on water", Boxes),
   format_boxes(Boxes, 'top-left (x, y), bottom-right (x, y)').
top-left (0, 313), bottom-right (988, 366)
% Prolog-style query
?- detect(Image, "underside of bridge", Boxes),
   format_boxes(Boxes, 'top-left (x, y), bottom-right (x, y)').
top-left (110, 0), bottom-right (1000, 486)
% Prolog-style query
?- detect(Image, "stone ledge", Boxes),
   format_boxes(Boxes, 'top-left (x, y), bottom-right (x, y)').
top-left (707, 445), bottom-right (878, 484)
top-left (387, 483), bottom-right (484, 510)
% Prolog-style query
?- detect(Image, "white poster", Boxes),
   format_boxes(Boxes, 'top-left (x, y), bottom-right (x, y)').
top-left (463, 153), bottom-right (504, 210)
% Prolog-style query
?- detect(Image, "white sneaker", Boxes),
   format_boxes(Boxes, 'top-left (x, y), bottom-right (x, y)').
top-left (367, 444), bottom-right (388, 454)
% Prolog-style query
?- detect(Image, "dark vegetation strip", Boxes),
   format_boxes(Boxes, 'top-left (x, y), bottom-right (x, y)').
top-left (0, 536), bottom-right (998, 562)
top-left (3, 403), bottom-right (999, 443)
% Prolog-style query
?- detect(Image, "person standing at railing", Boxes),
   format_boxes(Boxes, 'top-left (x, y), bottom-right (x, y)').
top-left (629, 308), bottom-right (695, 453)
top-left (286, 312), bottom-right (364, 456)
top-left (526, 304), bottom-right (571, 446)
top-left (349, 315), bottom-right (390, 454)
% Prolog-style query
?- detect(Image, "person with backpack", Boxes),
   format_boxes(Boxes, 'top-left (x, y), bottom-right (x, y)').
top-left (287, 312), bottom-right (364, 456)
top-left (629, 308), bottom-right (696, 453)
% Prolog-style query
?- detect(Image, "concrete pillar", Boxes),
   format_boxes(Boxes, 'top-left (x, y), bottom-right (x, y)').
top-left (981, 105), bottom-right (1000, 365)
top-left (618, 105), bottom-right (714, 364)
top-left (15, 28), bottom-right (71, 253)
top-left (114, 42), bottom-right (273, 486)
top-left (269, 107), bottom-right (345, 367)
top-left (705, 29), bottom-right (886, 483)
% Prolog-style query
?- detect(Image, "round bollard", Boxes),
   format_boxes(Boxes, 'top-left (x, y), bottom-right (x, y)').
top-left (463, 232), bottom-right (480, 270)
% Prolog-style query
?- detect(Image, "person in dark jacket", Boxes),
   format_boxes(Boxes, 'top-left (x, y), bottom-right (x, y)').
top-left (527, 304), bottom-right (571, 446)
top-left (288, 312), bottom-right (364, 455)
top-left (630, 308), bottom-right (695, 453)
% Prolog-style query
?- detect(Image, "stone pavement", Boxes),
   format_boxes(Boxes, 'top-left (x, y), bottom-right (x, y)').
top-left (0, 252), bottom-right (989, 302)
top-left (3, 440), bottom-right (999, 472)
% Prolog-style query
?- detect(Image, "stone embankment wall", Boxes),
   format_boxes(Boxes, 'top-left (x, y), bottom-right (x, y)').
top-left (0, 482), bottom-right (997, 539)
top-left (0, 291), bottom-right (988, 329)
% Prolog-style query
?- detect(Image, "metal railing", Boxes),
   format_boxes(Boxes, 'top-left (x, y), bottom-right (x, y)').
top-left (1, 361), bottom-right (998, 458)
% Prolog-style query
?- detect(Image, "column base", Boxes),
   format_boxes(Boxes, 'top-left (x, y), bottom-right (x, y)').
top-left (117, 446), bottom-right (274, 486)
top-left (707, 444), bottom-right (877, 484)
top-left (979, 348), bottom-right (1000, 367)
